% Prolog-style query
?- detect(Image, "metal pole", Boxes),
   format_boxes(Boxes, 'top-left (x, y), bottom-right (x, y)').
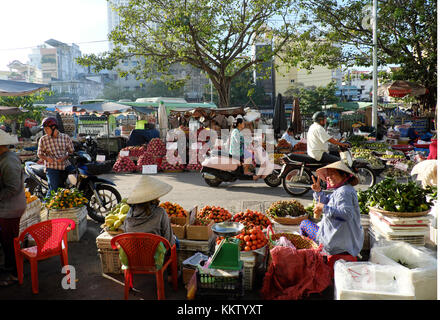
top-left (372, 0), bottom-right (378, 132)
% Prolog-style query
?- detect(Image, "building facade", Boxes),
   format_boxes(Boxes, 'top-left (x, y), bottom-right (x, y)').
top-left (274, 55), bottom-right (343, 97)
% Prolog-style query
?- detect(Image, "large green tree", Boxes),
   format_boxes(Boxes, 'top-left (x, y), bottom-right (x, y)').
top-left (77, 0), bottom-right (339, 108)
top-left (298, 0), bottom-right (437, 108)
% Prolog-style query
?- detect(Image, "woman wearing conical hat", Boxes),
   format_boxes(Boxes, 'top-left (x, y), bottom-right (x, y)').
top-left (122, 175), bottom-right (176, 247)
top-left (299, 161), bottom-right (364, 258)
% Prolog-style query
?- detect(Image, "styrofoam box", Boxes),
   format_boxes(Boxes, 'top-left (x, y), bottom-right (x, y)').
top-left (334, 261), bottom-right (415, 300)
top-left (369, 241), bottom-right (437, 300)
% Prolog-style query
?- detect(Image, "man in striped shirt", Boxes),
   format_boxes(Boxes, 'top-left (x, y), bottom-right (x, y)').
top-left (37, 117), bottom-right (74, 198)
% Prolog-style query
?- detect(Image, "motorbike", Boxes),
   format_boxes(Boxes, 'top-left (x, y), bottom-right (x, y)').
top-left (278, 142), bottom-right (376, 196)
top-left (201, 147), bottom-right (282, 188)
top-left (24, 149), bottom-right (121, 223)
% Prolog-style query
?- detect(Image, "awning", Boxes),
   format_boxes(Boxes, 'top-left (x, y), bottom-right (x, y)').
top-left (0, 79), bottom-right (49, 96)
top-left (0, 106), bottom-right (25, 115)
top-left (59, 102), bottom-right (132, 114)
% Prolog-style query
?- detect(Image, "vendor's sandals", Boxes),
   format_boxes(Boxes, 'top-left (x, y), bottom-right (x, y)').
top-left (0, 273), bottom-right (18, 287)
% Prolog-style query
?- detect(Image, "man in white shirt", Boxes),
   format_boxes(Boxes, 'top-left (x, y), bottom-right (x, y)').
top-left (281, 126), bottom-right (298, 147)
top-left (307, 112), bottom-right (349, 163)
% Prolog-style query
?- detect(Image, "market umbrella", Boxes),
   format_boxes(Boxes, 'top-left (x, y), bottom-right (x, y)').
top-left (158, 100), bottom-right (168, 139)
top-left (290, 97), bottom-right (302, 135)
top-left (0, 79), bottom-right (49, 96)
top-left (378, 80), bottom-right (428, 98)
top-left (273, 93), bottom-right (287, 136)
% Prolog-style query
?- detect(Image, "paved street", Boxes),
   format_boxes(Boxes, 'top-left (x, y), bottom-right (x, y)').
top-left (0, 171), bottom-right (326, 301)
top-left (102, 171), bottom-right (315, 213)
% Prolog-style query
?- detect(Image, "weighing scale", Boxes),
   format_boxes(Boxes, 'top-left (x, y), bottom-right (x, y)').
top-left (209, 222), bottom-right (245, 270)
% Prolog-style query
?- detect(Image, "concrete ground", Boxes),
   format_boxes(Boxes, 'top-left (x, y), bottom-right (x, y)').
top-left (0, 172), bottom-right (342, 300)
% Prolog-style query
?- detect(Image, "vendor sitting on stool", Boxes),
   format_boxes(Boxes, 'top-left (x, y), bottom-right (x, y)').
top-left (299, 161), bottom-right (363, 258)
top-left (122, 175), bottom-right (177, 247)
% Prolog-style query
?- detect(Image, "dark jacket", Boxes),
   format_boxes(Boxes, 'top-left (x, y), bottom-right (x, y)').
top-left (0, 151), bottom-right (26, 218)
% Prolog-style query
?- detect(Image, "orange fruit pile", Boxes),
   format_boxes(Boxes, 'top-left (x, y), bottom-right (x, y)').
top-left (160, 201), bottom-right (188, 218)
top-left (198, 206), bottom-right (231, 223)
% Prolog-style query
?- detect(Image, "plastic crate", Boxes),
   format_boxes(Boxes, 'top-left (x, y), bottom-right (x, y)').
top-left (195, 268), bottom-right (244, 298)
top-left (241, 255), bottom-right (256, 291)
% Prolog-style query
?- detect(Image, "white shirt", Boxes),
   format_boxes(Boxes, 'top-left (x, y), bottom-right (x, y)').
top-left (307, 122), bottom-right (332, 160)
top-left (281, 132), bottom-right (298, 147)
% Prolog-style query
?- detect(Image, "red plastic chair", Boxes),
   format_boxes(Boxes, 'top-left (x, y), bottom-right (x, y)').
top-left (110, 232), bottom-right (178, 300)
top-left (13, 218), bottom-right (75, 294)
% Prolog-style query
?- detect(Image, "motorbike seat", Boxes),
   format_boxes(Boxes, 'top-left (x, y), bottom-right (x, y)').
top-left (285, 153), bottom-right (331, 166)
top-left (30, 164), bottom-right (46, 179)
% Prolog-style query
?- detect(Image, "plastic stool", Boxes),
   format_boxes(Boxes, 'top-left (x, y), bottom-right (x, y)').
top-left (326, 254), bottom-right (357, 276)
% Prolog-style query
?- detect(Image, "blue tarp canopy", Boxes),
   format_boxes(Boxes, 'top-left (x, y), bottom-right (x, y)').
top-left (0, 79), bottom-right (49, 96)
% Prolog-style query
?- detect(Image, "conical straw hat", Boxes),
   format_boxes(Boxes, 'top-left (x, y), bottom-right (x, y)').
top-left (127, 175), bottom-right (173, 204)
top-left (316, 161), bottom-right (359, 186)
top-left (0, 129), bottom-right (18, 146)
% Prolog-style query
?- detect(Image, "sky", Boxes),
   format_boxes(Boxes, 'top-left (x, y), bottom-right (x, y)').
top-left (0, 0), bottom-right (109, 70)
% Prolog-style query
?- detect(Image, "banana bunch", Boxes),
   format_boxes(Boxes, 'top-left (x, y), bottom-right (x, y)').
top-left (104, 198), bottom-right (129, 231)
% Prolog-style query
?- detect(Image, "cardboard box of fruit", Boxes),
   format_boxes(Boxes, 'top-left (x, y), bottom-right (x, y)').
top-left (186, 206), bottom-right (214, 241)
top-left (160, 201), bottom-right (190, 239)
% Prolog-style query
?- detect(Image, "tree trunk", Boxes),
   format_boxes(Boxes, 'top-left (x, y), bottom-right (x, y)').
top-left (214, 77), bottom-right (232, 108)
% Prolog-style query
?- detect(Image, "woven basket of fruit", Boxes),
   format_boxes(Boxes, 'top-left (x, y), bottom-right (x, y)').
top-left (267, 226), bottom-right (318, 250)
top-left (266, 200), bottom-right (308, 225)
top-left (368, 206), bottom-right (430, 218)
top-left (365, 178), bottom-right (433, 217)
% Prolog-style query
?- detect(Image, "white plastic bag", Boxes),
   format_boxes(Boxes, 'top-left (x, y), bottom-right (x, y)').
top-left (334, 260), bottom-right (415, 300)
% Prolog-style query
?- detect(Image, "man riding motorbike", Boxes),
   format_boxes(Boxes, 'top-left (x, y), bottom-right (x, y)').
top-left (307, 111), bottom-right (350, 164)
top-left (37, 117), bottom-right (75, 199)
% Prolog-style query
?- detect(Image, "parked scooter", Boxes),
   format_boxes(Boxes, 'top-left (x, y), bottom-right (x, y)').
top-left (24, 150), bottom-right (121, 223)
top-left (201, 146), bottom-right (282, 188)
top-left (278, 142), bottom-right (376, 196)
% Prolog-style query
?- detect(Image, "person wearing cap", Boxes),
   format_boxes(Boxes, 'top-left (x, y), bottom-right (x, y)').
top-left (37, 117), bottom-right (75, 198)
top-left (0, 129), bottom-right (26, 286)
top-left (122, 176), bottom-right (176, 247)
top-left (307, 111), bottom-right (350, 163)
top-left (299, 161), bottom-right (364, 257)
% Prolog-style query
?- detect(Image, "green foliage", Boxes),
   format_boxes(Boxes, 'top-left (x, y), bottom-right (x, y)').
top-left (0, 91), bottom-right (51, 129)
top-left (77, 0), bottom-right (340, 107)
top-left (298, 0), bottom-right (437, 107)
top-left (284, 82), bottom-right (339, 113)
top-left (99, 81), bottom-right (184, 101)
